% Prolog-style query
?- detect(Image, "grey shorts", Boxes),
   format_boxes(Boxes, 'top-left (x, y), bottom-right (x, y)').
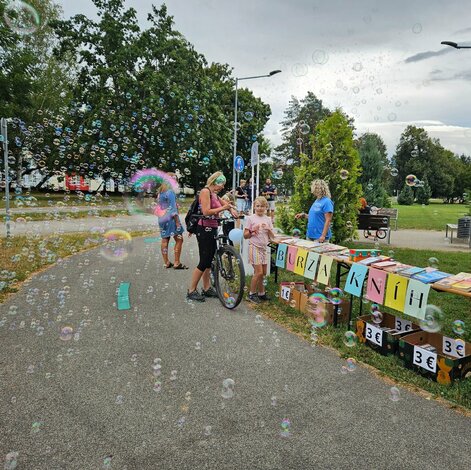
top-left (267, 200), bottom-right (275, 211)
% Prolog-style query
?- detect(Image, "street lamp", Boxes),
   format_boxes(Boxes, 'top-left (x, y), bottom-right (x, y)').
top-left (231, 70), bottom-right (282, 194)
top-left (441, 41), bottom-right (471, 49)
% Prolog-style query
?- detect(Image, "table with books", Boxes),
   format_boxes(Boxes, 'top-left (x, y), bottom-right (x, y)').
top-left (270, 235), bottom-right (471, 383)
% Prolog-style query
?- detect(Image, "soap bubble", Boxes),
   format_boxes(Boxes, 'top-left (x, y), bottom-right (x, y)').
top-left (228, 228), bottom-right (243, 243)
top-left (343, 331), bottom-right (358, 347)
top-left (455, 339), bottom-right (466, 356)
top-left (389, 386), bottom-right (400, 402)
top-left (419, 305), bottom-right (443, 333)
top-left (427, 257), bottom-right (439, 268)
top-left (370, 206), bottom-right (378, 215)
top-left (452, 320), bottom-right (465, 336)
top-left (244, 111), bottom-right (254, 121)
top-left (3, 1), bottom-right (41, 36)
top-left (221, 378), bottom-right (235, 399)
top-left (346, 357), bottom-right (357, 372)
top-left (103, 455), bottom-right (113, 469)
top-left (292, 63), bottom-right (308, 77)
top-left (280, 418), bottom-right (291, 437)
top-left (352, 62), bottom-right (363, 72)
top-left (371, 310), bottom-right (383, 324)
top-left (312, 49), bottom-right (329, 65)
top-left (405, 174), bottom-right (417, 187)
top-left (100, 229), bottom-right (132, 262)
top-left (307, 293), bottom-right (327, 327)
top-left (327, 287), bottom-right (343, 305)
top-left (339, 169), bottom-right (349, 180)
top-left (390, 168), bottom-right (398, 177)
top-left (292, 228), bottom-right (301, 238)
top-left (412, 23), bottom-right (422, 34)
top-left (60, 326), bottom-right (73, 341)
top-left (299, 123), bottom-right (310, 135)
top-left (4, 451), bottom-right (18, 470)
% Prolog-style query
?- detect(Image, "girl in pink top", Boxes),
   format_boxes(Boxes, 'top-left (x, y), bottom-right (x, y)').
top-left (243, 196), bottom-right (275, 303)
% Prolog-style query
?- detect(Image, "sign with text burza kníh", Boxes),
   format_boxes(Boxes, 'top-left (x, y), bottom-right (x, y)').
top-left (275, 244), bottom-right (430, 320)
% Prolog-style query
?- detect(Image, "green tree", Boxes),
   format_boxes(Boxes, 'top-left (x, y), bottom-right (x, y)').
top-left (51, 1), bottom-right (271, 191)
top-left (279, 110), bottom-right (362, 243)
top-left (273, 92), bottom-right (331, 195)
top-left (397, 184), bottom-right (414, 205)
top-left (0, 0), bottom-right (70, 188)
top-left (357, 133), bottom-right (390, 207)
top-left (415, 177), bottom-right (432, 205)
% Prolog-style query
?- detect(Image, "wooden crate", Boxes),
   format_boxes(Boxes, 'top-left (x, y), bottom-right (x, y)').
top-left (398, 331), bottom-right (471, 384)
top-left (356, 311), bottom-right (420, 356)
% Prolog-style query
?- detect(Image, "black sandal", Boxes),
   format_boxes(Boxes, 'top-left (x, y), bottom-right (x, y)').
top-left (165, 262), bottom-right (174, 269)
top-left (174, 264), bottom-right (189, 270)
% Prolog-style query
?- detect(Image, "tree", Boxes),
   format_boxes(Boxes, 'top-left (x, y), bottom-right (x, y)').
top-left (279, 109), bottom-right (362, 243)
top-left (357, 133), bottom-right (390, 207)
top-left (415, 177), bottom-right (432, 205)
top-left (51, 1), bottom-right (271, 191)
top-left (272, 92), bottom-right (331, 195)
top-left (0, 0), bottom-right (71, 188)
top-left (397, 184), bottom-right (414, 205)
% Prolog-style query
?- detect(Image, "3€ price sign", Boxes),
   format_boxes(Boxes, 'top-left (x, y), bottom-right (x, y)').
top-left (395, 317), bottom-right (412, 332)
top-left (443, 336), bottom-right (465, 359)
top-left (365, 323), bottom-right (383, 347)
top-left (234, 156), bottom-right (245, 173)
top-left (413, 346), bottom-right (437, 373)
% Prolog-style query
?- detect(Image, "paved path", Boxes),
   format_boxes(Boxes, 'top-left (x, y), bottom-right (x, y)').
top-left (0, 235), bottom-right (470, 469)
top-left (357, 229), bottom-right (470, 251)
top-left (3, 212), bottom-right (470, 252)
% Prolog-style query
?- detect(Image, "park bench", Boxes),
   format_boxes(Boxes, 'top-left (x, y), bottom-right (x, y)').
top-left (377, 208), bottom-right (398, 230)
top-left (357, 213), bottom-right (391, 244)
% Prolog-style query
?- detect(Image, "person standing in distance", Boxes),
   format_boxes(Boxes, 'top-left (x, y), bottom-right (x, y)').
top-left (262, 178), bottom-right (277, 221)
top-left (295, 179), bottom-right (333, 242)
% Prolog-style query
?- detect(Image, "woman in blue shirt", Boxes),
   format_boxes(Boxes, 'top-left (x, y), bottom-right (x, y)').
top-left (156, 173), bottom-right (188, 269)
top-left (295, 179), bottom-right (334, 242)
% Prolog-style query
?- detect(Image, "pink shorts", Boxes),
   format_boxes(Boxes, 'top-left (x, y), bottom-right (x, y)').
top-left (248, 244), bottom-right (267, 265)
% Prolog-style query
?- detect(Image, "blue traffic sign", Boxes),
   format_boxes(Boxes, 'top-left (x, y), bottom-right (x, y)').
top-left (234, 156), bottom-right (245, 173)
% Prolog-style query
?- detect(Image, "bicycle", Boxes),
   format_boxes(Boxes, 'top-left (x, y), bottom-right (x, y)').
top-left (197, 216), bottom-right (245, 309)
top-left (363, 228), bottom-right (387, 240)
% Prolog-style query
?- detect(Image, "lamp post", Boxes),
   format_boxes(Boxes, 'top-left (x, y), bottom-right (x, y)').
top-left (440, 40), bottom-right (471, 247)
top-left (1, 118), bottom-right (11, 238)
top-left (231, 70), bottom-right (281, 194)
top-left (441, 41), bottom-right (471, 49)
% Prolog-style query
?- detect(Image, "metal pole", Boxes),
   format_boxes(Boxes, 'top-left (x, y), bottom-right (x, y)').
top-left (232, 78), bottom-right (239, 195)
top-left (1, 118), bottom-right (11, 238)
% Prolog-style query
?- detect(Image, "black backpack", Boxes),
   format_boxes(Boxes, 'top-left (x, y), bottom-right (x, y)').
top-left (185, 190), bottom-right (204, 234)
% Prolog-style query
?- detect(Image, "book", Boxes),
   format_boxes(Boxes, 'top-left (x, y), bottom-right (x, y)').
top-left (383, 263), bottom-right (413, 273)
top-left (434, 272), bottom-right (471, 288)
top-left (399, 266), bottom-right (427, 278)
top-left (412, 270), bottom-right (451, 284)
top-left (371, 260), bottom-right (397, 269)
top-left (358, 256), bottom-right (391, 266)
top-left (312, 243), bottom-right (346, 253)
top-left (451, 279), bottom-right (471, 292)
top-left (291, 239), bottom-right (322, 249)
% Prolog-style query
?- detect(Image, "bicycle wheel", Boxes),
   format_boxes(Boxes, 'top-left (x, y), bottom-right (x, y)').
top-left (214, 244), bottom-right (245, 309)
top-left (376, 229), bottom-right (387, 240)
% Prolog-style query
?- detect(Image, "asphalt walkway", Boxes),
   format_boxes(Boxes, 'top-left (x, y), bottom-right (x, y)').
top-left (0, 234), bottom-right (470, 469)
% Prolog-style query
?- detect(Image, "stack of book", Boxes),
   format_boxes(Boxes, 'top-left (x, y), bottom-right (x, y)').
top-left (434, 272), bottom-right (471, 291)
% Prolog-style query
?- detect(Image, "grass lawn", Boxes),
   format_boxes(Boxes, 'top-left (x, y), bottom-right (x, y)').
top-left (0, 229), bottom-right (153, 304)
top-left (251, 242), bottom-right (471, 411)
top-left (390, 199), bottom-right (468, 231)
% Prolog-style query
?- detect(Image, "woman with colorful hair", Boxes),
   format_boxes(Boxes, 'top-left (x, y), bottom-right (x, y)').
top-left (155, 172), bottom-right (188, 269)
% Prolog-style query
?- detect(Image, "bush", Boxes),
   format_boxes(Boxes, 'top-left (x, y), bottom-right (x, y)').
top-left (397, 184), bottom-right (414, 205)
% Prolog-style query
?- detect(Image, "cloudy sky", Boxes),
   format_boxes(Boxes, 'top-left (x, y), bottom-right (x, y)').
top-left (61, 0), bottom-right (471, 157)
